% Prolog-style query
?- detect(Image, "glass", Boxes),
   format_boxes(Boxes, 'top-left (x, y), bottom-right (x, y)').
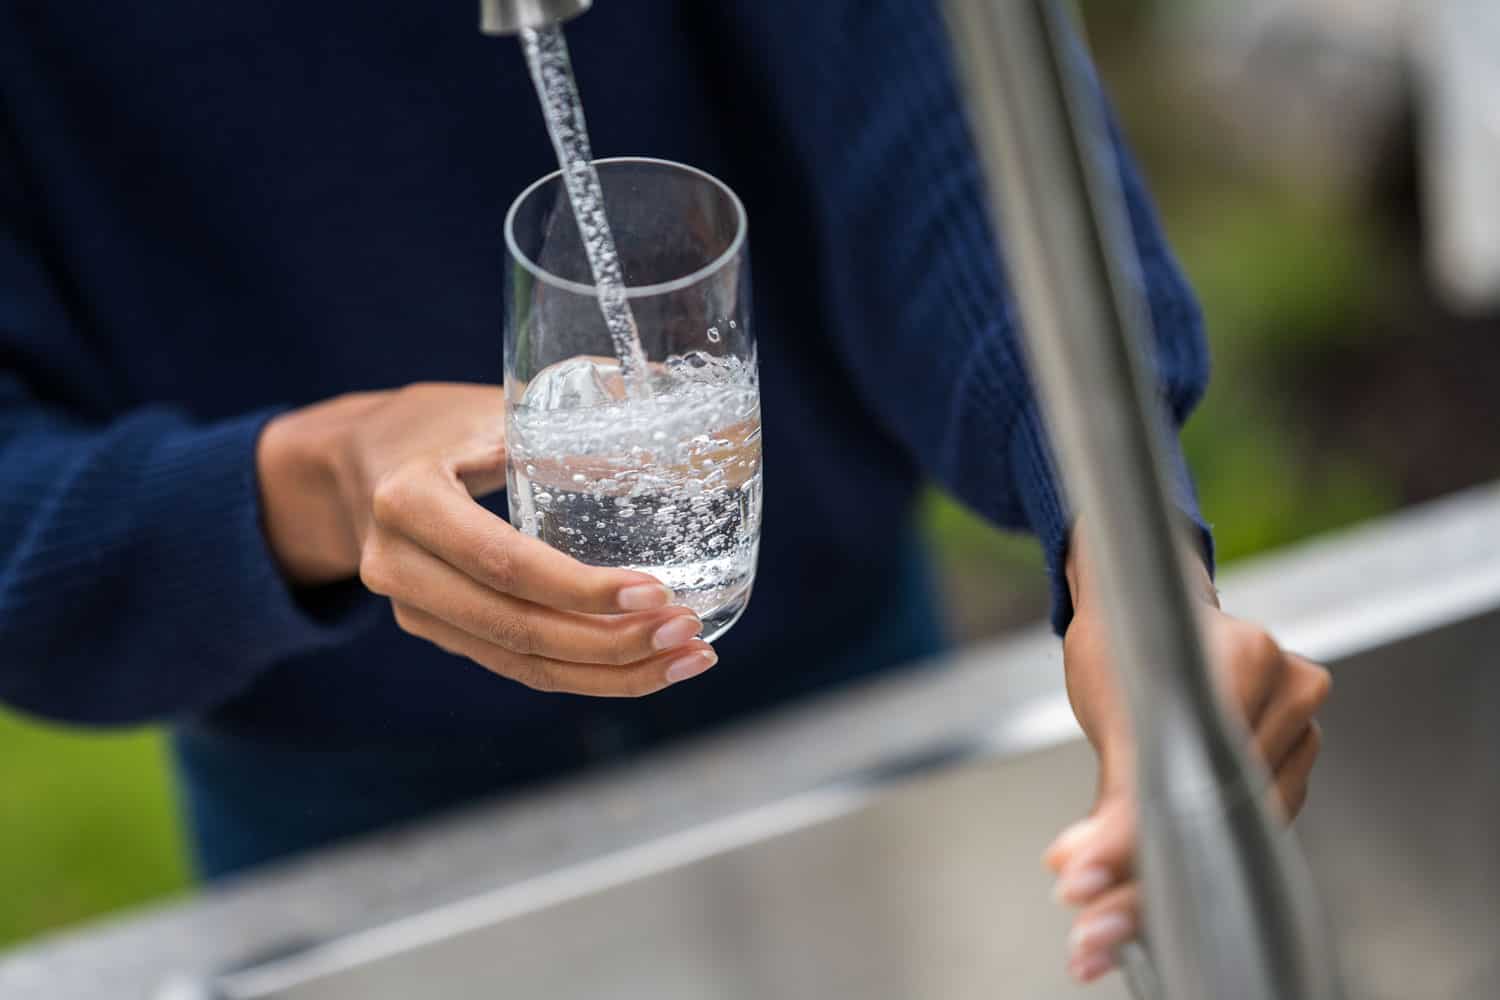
top-left (504, 157), bottom-right (761, 641)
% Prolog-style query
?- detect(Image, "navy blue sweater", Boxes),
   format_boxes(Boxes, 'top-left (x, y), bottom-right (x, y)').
top-left (0, 2), bottom-right (1208, 746)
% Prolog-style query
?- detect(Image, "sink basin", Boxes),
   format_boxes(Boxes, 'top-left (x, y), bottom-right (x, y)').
top-left (208, 612), bottom-right (1500, 1000)
top-left (214, 743), bottom-right (1110, 1000)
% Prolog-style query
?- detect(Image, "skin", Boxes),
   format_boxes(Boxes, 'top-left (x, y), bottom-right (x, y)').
top-left (259, 383), bottom-right (1330, 982)
top-left (258, 383), bottom-right (718, 697)
top-left (1049, 526), bottom-right (1332, 983)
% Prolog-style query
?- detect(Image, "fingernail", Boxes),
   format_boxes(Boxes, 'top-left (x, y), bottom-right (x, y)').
top-left (1068, 912), bottom-right (1134, 959)
top-left (1069, 950), bottom-right (1118, 983)
top-left (618, 583), bottom-right (673, 612)
top-left (1053, 865), bottom-right (1113, 905)
top-left (665, 649), bottom-right (717, 684)
top-left (1045, 817), bottom-right (1098, 864)
top-left (652, 616), bottom-right (702, 651)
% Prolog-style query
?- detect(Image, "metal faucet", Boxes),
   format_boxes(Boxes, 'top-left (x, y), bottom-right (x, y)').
top-left (941, 1), bottom-right (1344, 998)
top-left (480, 0), bottom-right (591, 34)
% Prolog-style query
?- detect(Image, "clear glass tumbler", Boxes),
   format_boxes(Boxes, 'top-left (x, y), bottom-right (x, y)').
top-left (504, 158), bottom-right (760, 642)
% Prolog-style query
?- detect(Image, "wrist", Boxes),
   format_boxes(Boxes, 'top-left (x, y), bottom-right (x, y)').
top-left (257, 404), bottom-right (362, 585)
top-left (1064, 523), bottom-right (1219, 621)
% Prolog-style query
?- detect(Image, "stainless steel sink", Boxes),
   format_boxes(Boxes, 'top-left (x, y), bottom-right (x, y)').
top-left (4, 487), bottom-right (1498, 1000)
top-left (211, 744), bottom-right (1112, 1000)
top-left (200, 615), bottom-right (1500, 1000)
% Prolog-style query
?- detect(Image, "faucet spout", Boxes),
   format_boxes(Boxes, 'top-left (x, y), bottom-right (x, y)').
top-left (480, 0), bottom-right (592, 35)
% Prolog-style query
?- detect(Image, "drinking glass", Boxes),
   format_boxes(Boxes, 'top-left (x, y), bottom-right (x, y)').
top-left (504, 157), bottom-right (760, 642)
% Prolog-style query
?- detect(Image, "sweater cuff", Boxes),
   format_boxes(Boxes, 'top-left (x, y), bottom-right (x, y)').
top-left (143, 408), bottom-right (380, 707)
top-left (1008, 401), bottom-right (1214, 636)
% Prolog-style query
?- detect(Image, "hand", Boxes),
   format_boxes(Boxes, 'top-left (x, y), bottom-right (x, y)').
top-left (256, 383), bottom-right (717, 696)
top-left (1043, 534), bottom-right (1331, 984)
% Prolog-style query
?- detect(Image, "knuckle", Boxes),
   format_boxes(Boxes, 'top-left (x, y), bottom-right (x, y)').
top-left (610, 626), bottom-right (644, 666)
top-left (1241, 628), bottom-right (1283, 669)
top-left (358, 542), bottom-right (395, 596)
top-left (505, 657), bottom-right (557, 693)
top-left (485, 611), bottom-right (534, 655)
top-left (1302, 666), bottom-right (1333, 711)
top-left (477, 537), bottom-right (518, 592)
top-left (369, 471), bottom-right (412, 528)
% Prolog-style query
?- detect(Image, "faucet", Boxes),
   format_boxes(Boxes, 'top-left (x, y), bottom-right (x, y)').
top-left (941, 1), bottom-right (1344, 998)
top-left (479, 0), bottom-right (591, 34)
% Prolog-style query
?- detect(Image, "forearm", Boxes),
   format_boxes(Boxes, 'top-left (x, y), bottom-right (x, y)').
top-left (0, 401), bottom-right (377, 725)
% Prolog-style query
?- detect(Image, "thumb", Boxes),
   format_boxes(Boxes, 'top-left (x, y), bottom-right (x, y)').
top-left (451, 429), bottom-right (510, 498)
top-left (1044, 730), bottom-right (1134, 874)
top-left (1044, 791), bottom-right (1136, 905)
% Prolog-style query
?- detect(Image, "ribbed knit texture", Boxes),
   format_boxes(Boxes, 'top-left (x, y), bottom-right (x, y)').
top-left (719, 2), bottom-right (1212, 631)
top-left (0, 0), bottom-right (1210, 736)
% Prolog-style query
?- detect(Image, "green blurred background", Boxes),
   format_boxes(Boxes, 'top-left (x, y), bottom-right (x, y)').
top-left (2, 2), bottom-right (1496, 952)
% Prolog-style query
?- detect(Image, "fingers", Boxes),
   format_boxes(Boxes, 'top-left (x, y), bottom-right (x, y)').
top-left (1047, 613), bottom-right (1330, 987)
top-left (1046, 800), bottom-right (1141, 985)
top-left (1254, 655), bottom-right (1332, 769)
top-left (1251, 654), bottom-right (1328, 822)
top-left (1045, 795), bottom-right (1135, 896)
top-left (1270, 722), bottom-right (1320, 820)
top-left (394, 603), bottom-right (718, 697)
top-left (369, 534), bottom-right (701, 665)
top-left (1067, 882), bottom-right (1140, 983)
top-left (1209, 620), bottom-right (1288, 727)
top-left (367, 460), bottom-right (675, 615)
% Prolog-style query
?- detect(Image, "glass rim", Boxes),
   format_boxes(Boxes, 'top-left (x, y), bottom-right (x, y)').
top-left (504, 156), bottom-right (748, 300)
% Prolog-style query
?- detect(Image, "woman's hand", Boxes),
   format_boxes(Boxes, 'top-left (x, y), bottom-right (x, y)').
top-left (1044, 532), bottom-right (1331, 983)
top-left (256, 383), bottom-right (716, 696)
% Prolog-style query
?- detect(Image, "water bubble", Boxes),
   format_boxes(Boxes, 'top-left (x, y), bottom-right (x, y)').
top-left (706, 326), bottom-right (721, 343)
top-left (618, 507), bottom-right (636, 518)
top-left (525, 464), bottom-right (537, 477)
top-left (728, 319), bottom-right (738, 329)
top-left (651, 429), bottom-right (667, 442)
top-left (535, 492), bottom-right (552, 505)
top-left (683, 479), bottom-right (705, 497)
top-left (572, 473), bottom-right (587, 484)
top-left (614, 496), bottom-right (632, 507)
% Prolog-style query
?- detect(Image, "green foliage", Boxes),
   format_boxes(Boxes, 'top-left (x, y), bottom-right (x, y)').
top-left (1169, 185), bottom-right (1400, 560)
top-left (0, 710), bottom-right (190, 949)
top-left (921, 183), bottom-right (1400, 613)
top-left (1173, 192), bottom-right (1387, 361)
